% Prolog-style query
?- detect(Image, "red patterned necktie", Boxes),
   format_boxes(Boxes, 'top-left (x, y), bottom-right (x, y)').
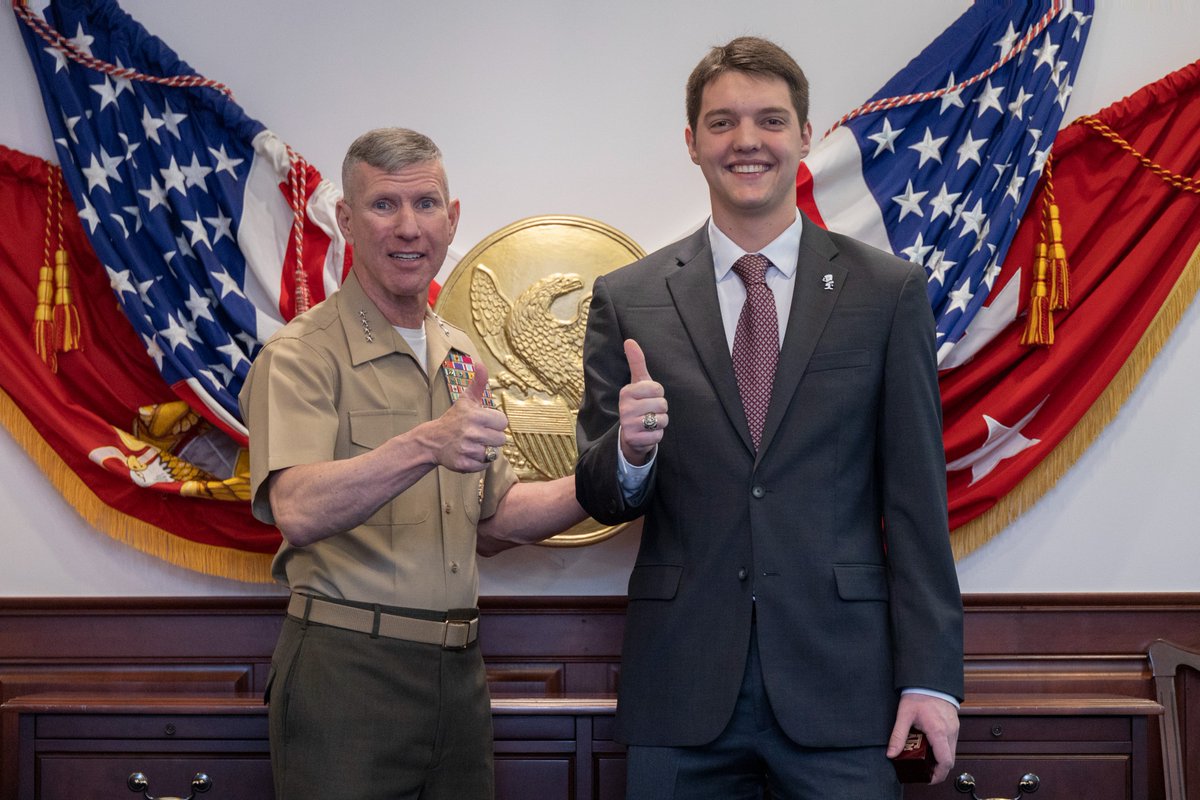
top-left (731, 253), bottom-right (779, 450)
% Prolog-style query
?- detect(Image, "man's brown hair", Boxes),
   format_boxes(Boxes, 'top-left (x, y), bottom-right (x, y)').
top-left (685, 36), bottom-right (809, 131)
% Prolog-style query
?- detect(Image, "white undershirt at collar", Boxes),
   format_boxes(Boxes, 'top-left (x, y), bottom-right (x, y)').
top-left (395, 323), bottom-right (427, 373)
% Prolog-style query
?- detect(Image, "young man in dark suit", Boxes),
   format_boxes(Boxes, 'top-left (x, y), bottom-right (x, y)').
top-left (575, 37), bottom-right (964, 799)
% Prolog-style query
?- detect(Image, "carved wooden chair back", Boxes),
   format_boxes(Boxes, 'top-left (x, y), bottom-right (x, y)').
top-left (1149, 639), bottom-right (1200, 800)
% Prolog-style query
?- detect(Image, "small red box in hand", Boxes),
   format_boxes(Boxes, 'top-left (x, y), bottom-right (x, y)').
top-left (891, 729), bottom-right (936, 783)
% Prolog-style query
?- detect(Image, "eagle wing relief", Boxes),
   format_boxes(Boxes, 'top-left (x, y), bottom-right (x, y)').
top-left (468, 263), bottom-right (592, 481)
top-left (469, 264), bottom-right (544, 394)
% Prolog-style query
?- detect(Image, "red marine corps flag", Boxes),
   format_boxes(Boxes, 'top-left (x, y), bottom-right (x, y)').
top-left (0, 144), bottom-right (282, 580)
top-left (940, 58), bottom-right (1200, 552)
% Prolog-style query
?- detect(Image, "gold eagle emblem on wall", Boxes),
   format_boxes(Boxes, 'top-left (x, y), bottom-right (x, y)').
top-left (435, 216), bottom-right (645, 546)
top-left (470, 266), bottom-right (590, 480)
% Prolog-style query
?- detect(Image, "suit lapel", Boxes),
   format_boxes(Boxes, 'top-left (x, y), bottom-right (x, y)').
top-left (665, 228), bottom-right (755, 453)
top-left (758, 218), bottom-right (847, 456)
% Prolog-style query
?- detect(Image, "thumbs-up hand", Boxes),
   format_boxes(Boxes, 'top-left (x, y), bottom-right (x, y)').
top-left (429, 361), bottom-right (509, 473)
top-left (619, 339), bottom-right (668, 465)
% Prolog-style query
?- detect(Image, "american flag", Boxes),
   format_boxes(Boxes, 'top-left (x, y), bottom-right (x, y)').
top-left (15, 0), bottom-right (347, 441)
top-left (798, 0), bottom-right (1093, 367)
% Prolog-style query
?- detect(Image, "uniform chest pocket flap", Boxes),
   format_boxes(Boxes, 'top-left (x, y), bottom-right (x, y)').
top-left (349, 409), bottom-right (419, 452)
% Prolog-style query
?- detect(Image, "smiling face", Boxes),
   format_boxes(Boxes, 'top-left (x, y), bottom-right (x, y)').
top-left (685, 70), bottom-right (812, 246)
top-left (337, 159), bottom-right (459, 327)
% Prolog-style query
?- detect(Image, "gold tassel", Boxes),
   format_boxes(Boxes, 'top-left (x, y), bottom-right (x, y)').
top-left (1046, 204), bottom-right (1070, 311)
top-left (33, 263), bottom-right (57, 371)
top-left (52, 248), bottom-right (82, 352)
top-left (1022, 156), bottom-right (1068, 348)
top-left (1021, 241), bottom-right (1054, 345)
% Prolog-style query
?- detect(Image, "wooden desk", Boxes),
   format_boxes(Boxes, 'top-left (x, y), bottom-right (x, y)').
top-left (909, 694), bottom-right (1163, 800)
top-left (1, 692), bottom-right (1161, 800)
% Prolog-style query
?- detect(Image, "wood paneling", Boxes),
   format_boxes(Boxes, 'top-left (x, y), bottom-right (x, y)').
top-left (0, 593), bottom-right (1197, 797)
top-left (1, 691), bottom-right (1162, 800)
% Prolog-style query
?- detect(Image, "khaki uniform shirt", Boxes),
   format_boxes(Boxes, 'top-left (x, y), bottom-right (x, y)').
top-left (239, 271), bottom-right (516, 611)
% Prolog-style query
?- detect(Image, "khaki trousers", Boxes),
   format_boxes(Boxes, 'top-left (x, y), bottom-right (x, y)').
top-left (267, 615), bottom-right (493, 799)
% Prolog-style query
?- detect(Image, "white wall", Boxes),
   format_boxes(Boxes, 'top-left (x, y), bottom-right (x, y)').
top-left (1, 1), bottom-right (1198, 596)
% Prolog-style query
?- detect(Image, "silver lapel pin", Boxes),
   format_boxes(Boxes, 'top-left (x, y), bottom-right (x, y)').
top-left (822, 273), bottom-right (835, 291)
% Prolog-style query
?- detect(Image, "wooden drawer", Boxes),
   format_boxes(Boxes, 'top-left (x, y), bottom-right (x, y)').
top-left (36, 755), bottom-right (272, 800)
top-left (907, 755), bottom-right (1131, 800)
top-left (495, 756), bottom-right (573, 798)
top-left (2, 692), bottom-right (1160, 800)
top-left (903, 694), bottom-right (1161, 800)
top-left (37, 712), bottom-right (267, 741)
top-left (959, 714), bottom-right (1133, 744)
top-left (594, 754), bottom-right (627, 800)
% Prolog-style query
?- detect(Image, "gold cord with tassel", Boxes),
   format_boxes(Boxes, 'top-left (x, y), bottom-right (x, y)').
top-left (51, 164), bottom-right (81, 353)
top-left (53, 248), bottom-right (82, 353)
top-left (32, 164), bottom-right (84, 369)
top-left (33, 165), bottom-right (61, 370)
top-left (1022, 156), bottom-right (1067, 346)
top-left (1043, 159), bottom-right (1070, 312)
top-left (1020, 240), bottom-right (1054, 346)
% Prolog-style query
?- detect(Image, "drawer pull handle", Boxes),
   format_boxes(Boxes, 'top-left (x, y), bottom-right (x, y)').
top-left (955, 772), bottom-right (1039, 799)
top-left (127, 772), bottom-right (212, 800)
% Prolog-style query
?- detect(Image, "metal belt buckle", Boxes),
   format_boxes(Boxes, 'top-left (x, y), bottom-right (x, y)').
top-left (441, 619), bottom-right (472, 650)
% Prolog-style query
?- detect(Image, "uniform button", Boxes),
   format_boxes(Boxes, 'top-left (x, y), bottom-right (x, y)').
top-left (444, 502), bottom-right (452, 515)
top-left (737, 567), bottom-right (748, 581)
top-left (751, 485), bottom-right (766, 499)
top-left (450, 562), bottom-right (459, 573)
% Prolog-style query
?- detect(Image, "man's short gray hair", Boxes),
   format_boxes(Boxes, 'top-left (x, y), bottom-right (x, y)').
top-left (341, 127), bottom-right (447, 201)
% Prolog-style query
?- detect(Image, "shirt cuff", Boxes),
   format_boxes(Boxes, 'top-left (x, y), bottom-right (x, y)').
top-left (901, 687), bottom-right (961, 709)
top-left (616, 429), bottom-right (655, 504)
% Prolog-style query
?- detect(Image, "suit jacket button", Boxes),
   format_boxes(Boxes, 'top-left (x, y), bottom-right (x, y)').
top-left (737, 567), bottom-right (748, 581)
top-left (751, 485), bottom-right (766, 499)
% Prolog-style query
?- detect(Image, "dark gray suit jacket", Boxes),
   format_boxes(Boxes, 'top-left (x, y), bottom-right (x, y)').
top-left (575, 216), bottom-right (963, 748)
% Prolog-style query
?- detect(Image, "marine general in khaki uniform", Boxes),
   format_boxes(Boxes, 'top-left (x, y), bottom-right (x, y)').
top-left (239, 127), bottom-right (587, 800)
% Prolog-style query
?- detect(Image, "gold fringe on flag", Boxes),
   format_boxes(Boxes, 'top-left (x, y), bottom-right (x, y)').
top-left (951, 238), bottom-right (1200, 559)
top-left (0, 384), bottom-right (274, 583)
